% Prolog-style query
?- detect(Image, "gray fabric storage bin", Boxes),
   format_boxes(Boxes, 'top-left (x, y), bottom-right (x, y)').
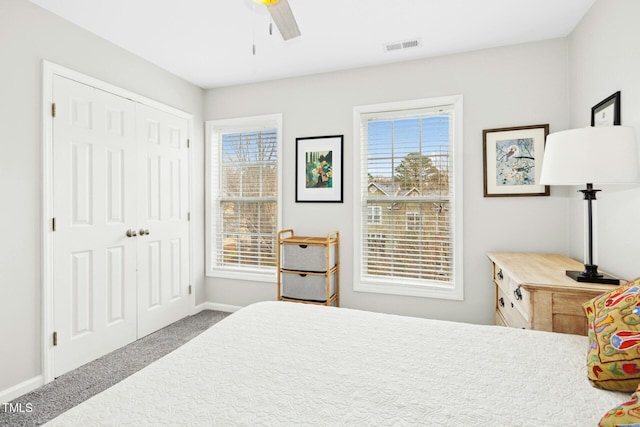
top-left (282, 244), bottom-right (336, 272)
top-left (282, 272), bottom-right (336, 302)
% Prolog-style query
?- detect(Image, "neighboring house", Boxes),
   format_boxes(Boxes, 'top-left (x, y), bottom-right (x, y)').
top-left (365, 182), bottom-right (450, 281)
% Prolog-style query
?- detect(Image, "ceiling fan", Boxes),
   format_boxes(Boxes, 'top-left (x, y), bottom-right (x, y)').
top-left (253, 0), bottom-right (301, 41)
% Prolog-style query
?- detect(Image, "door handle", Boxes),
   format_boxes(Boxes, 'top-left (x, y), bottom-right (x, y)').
top-left (126, 229), bottom-right (137, 238)
top-left (139, 229), bottom-right (150, 236)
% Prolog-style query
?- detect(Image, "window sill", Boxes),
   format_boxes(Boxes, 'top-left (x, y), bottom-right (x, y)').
top-left (355, 276), bottom-right (463, 301)
top-left (207, 268), bottom-right (276, 284)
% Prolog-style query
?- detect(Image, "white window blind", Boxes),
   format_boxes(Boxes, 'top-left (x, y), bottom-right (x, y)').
top-left (354, 97), bottom-right (463, 299)
top-left (207, 114), bottom-right (282, 280)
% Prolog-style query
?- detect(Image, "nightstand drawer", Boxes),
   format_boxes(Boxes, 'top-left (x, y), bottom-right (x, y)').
top-left (496, 286), bottom-right (529, 329)
top-left (493, 266), bottom-right (530, 321)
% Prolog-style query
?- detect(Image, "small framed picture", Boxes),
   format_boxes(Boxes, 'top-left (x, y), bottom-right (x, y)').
top-left (591, 91), bottom-right (621, 127)
top-left (295, 135), bottom-right (343, 203)
top-left (483, 124), bottom-right (550, 197)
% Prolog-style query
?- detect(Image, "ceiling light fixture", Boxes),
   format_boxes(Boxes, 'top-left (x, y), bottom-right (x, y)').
top-left (252, 0), bottom-right (301, 41)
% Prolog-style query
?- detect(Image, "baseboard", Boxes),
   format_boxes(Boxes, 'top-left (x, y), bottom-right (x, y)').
top-left (194, 302), bottom-right (242, 313)
top-left (0, 375), bottom-right (43, 403)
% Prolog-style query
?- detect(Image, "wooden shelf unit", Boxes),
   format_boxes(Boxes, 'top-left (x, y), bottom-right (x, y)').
top-left (277, 229), bottom-right (339, 306)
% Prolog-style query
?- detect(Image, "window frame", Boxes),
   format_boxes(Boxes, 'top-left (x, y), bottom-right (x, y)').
top-left (352, 96), bottom-right (464, 300)
top-left (405, 211), bottom-right (421, 231)
top-left (367, 205), bottom-right (382, 225)
top-left (205, 113), bottom-right (283, 283)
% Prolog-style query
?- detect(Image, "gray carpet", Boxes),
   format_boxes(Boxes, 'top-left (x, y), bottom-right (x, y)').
top-left (0, 310), bottom-right (231, 427)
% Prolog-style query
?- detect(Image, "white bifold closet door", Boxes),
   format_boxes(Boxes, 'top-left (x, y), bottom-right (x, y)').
top-left (135, 103), bottom-right (190, 338)
top-left (52, 75), bottom-right (190, 377)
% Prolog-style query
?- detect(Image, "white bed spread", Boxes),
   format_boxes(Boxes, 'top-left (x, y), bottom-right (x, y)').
top-left (47, 301), bottom-right (629, 426)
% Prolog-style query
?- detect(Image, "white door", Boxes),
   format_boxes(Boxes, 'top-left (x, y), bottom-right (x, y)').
top-left (52, 76), bottom-right (192, 377)
top-left (136, 103), bottom-right (191, 337)
top-left (52, 75), bottom-right (138, 377)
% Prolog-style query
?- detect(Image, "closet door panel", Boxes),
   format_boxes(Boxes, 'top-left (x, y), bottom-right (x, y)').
top-left (136, 103), bottom-right (190, 338)
top-left (52, 76), bottom-right (137, 377)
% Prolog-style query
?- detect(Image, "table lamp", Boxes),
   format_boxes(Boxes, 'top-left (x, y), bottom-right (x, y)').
top-left (540, 126), bottom-right (639, 284)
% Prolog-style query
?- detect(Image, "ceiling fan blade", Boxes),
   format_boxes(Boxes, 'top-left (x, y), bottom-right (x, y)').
top-left (266, 0), bottom-right (301, 41)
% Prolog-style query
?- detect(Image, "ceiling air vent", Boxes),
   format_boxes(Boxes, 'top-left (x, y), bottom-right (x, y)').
top-left (384, 38), bottom-right (421, 53)
top-left (385, 42), bottom-right (403, 52)
top-left (402, 39), bottom-right (419, 49)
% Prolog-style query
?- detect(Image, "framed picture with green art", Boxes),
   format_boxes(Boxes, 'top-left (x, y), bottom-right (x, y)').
top-left (482, 124), bottom-right (549, 197)
top-left (295, 135), bottom-right (343, 202)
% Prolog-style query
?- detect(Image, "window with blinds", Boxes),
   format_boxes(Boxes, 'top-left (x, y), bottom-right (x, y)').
top-left (353, 97), bottom-right (463, 300)
top-left (207, 114), bottom-right (282, 280)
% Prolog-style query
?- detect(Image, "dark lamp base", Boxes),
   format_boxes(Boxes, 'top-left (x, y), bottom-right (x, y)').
top-left (566, 269), bottom-right (621, 285)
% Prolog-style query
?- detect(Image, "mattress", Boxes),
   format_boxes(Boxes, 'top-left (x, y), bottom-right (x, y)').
top-left (46, 301), bottom-right (629, 426)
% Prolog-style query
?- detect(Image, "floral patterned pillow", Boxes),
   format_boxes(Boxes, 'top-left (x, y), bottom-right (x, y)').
top-left (583, 278), bottom-right (640, 392)
top-left (599, 382), bottom-right (640, 427)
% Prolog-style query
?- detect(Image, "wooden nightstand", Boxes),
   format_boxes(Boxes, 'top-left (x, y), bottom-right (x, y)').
top-left (487, 252), bottom-right (622, 335)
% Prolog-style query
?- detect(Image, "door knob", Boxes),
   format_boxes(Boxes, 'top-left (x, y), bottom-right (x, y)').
top-left (139, 229), bottom-right (150, 236)
top-left (126, 229), bottom-right (137, 238)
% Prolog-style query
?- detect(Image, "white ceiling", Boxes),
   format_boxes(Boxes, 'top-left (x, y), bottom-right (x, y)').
top-left (30, 0), bottom-right (595, 89)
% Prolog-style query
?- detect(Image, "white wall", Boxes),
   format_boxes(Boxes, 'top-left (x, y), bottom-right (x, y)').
top-left (204, 39), bottom-right (571, 323)
top-left (568, 0), bottom-right (640, 281)
top-left (0, 0), bottom-right (204, 395)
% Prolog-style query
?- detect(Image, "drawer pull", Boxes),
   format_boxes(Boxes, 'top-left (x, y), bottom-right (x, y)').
top-left (497, 269), bottom-right (503, 280)
top-left (298, 273), bottom-right (307, 277)
top-left (514, 286), bottom-right (523, 301)
top-left (511, 302), bottom-right (514, 308)
top-left (299, 245), bottom-right (308, 249)
top-left (499, 297), bottom-right (505, 308)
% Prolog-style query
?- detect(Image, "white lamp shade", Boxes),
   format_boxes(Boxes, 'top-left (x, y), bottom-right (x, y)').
top-left (540, 126), bottom-right (640, 185)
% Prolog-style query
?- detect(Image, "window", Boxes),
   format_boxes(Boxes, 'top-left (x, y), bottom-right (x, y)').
top-left (353, 96), bottom-right (463, 300)
top-left (366, 233), bottom-right (386, 256)
top-left (367, 206), bottom-right (382, 224)
top-left (206, 114), bottom-right (282, 281)
top-left (406, 212), bottom-right (421, 231)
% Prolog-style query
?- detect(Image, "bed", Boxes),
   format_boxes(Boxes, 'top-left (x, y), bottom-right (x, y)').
top-left (46, 301), bottom-right (628, 426)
